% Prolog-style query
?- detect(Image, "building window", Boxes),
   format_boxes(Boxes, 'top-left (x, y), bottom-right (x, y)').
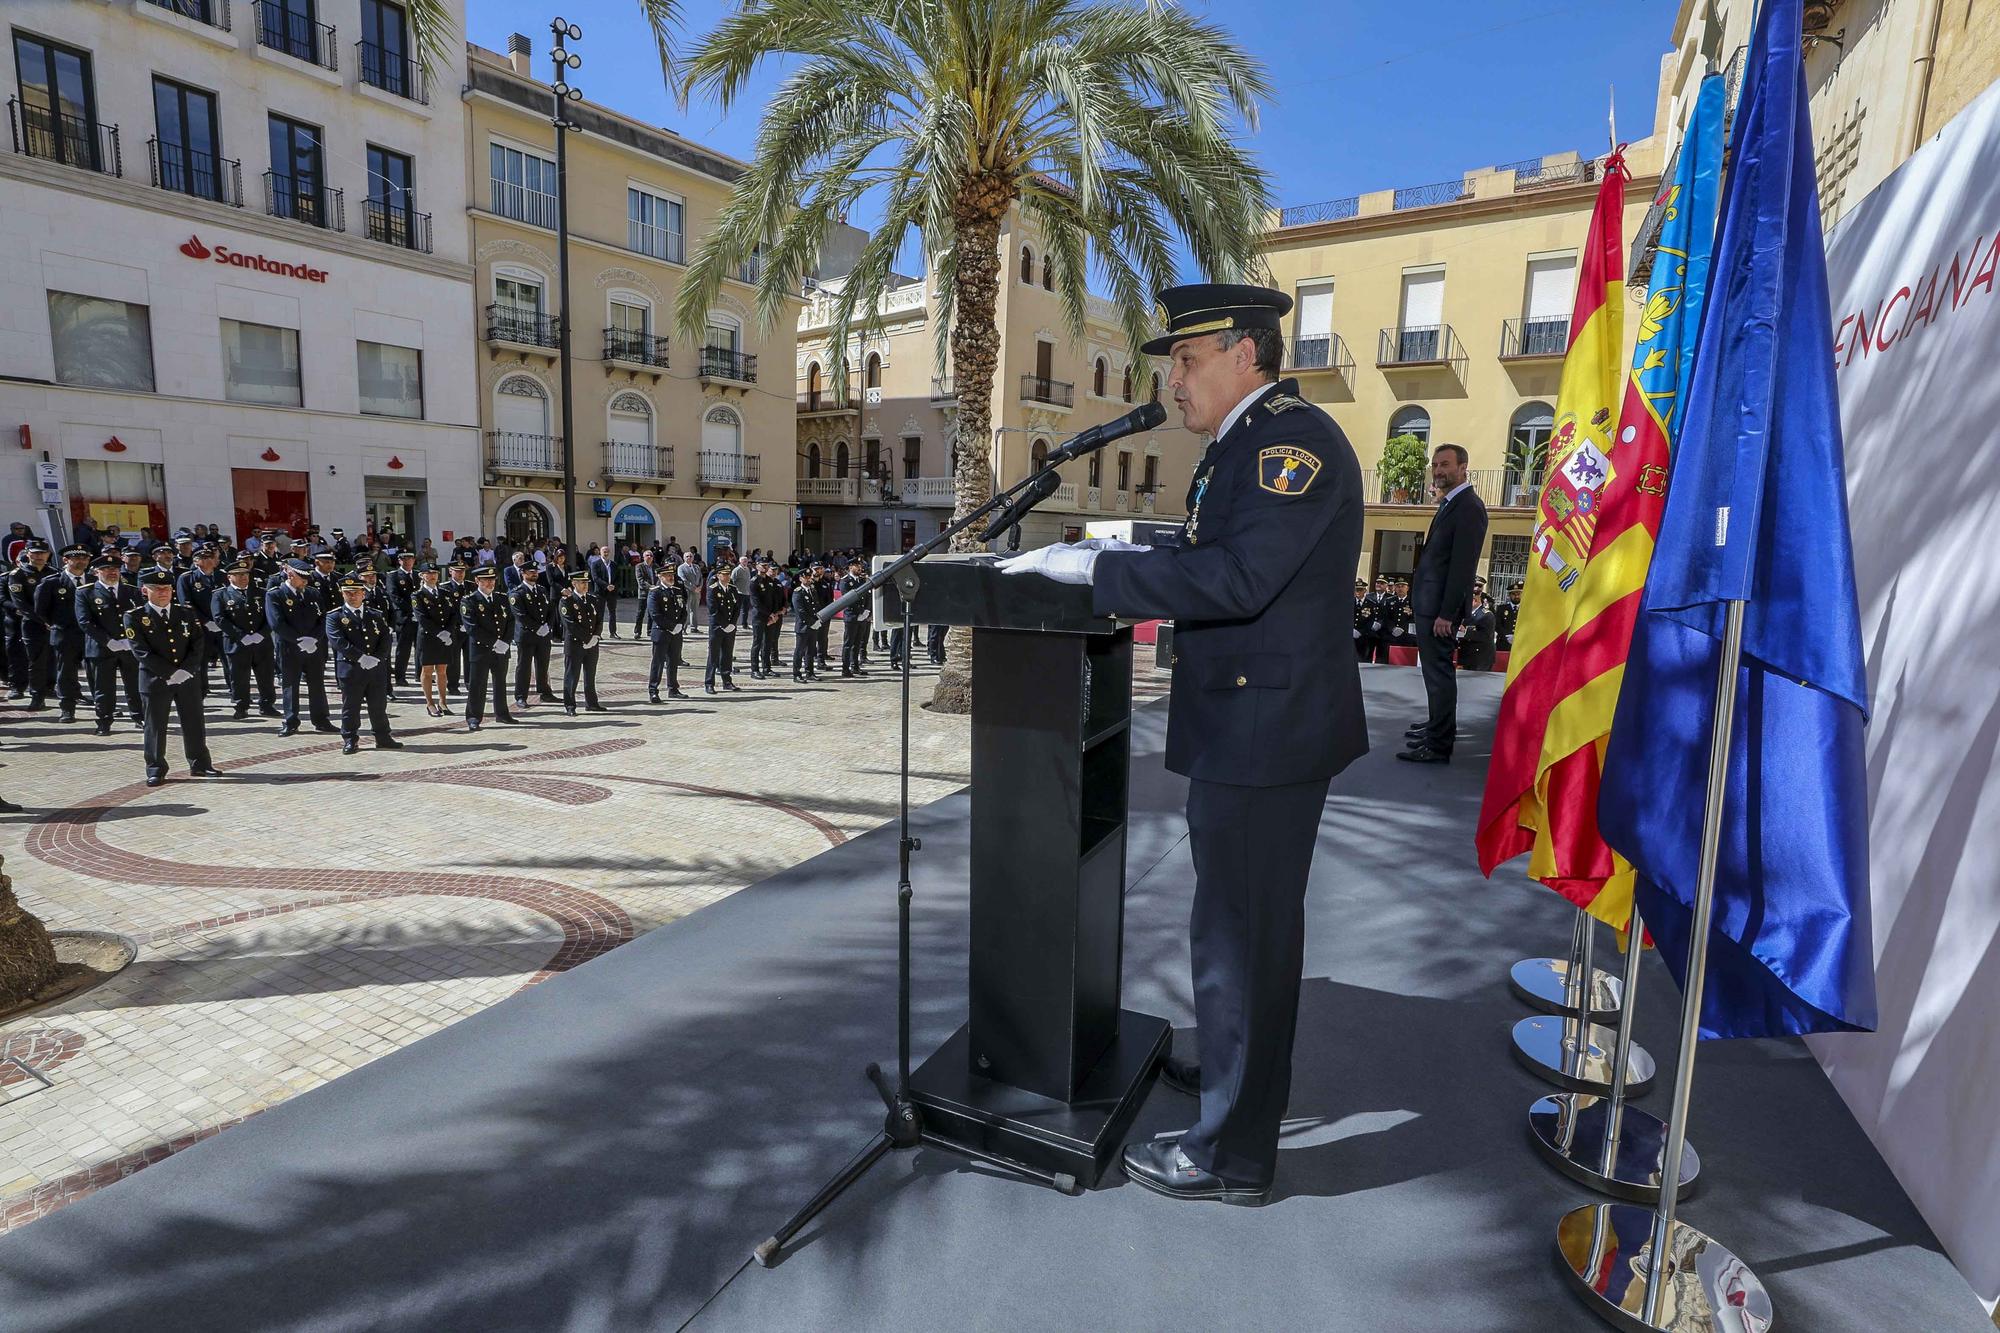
top-left (836, 441), bottom-right (850, 479)
top-left (267, 113), bottom-right (328, 225)
top-left (1142, 455), bottom-right (1158, 491)
top-left (357, 341), bottom-right (422, 418)
top-left (1488, 534), bottom-right (1530, 590)
top-left (629, 188), bottom-right (684, 263)
top-left (1116, 452), bottom-right (1131, 491)
top-left (490, 143), bottom-right (557, 227)
top-left (903, 435), bottom-right (921, 480)
top-left (358, 0), bottom-right (415, 100)
top-left (1020, 246), bottom-right (1034, 283)
top-left (1389, 404), bottom-right (1431, 444)
top-left (1092, 358), bottom-right (1106, 397)
top-left (222, 319), bottom-right (302, 407)
top-left (1521, 256), bottom-right (1576, 355)
top-left (1150, 372), bottom-right (1161, 403)
top-left (806, 442), bottom-right (821, 479)
top-left (152, 77), bottom-right (223, 202)
top-left (1293, 279), bottom-right (1335, 368)
top-left (1031, 438), bottom-right (1049, 468)
top-left (1396, 268), bottom-right (1445, 361)
top-left (1121, 365), bottom-right (1133, 403)
top-left (495, 273), bottom-right (544, 315)
top-left (1506, 401), bottom-right (1554, 506)
top-left (1040, 256), bottom-right (1054, 290)
top-left (47, 292), bottom-right (154, 392)
top-left (864, 353), bottom-right (881, 390)
top-left (1087, 453), bottom-right (1101, 488)
top-left (863, 439), bottom-right (883, 479)
top-left (13, 32), bottom-right (103, 172)
top-left (366, 143), bottom-right (422, 249)
top-left (610, 298), bottom-right (648, 337)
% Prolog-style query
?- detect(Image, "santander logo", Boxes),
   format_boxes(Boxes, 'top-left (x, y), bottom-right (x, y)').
top-left (176, 233), bottom-right (328, 284)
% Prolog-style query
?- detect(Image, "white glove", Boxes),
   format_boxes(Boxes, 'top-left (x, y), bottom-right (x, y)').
top-left (1069, 537), bottom-right (1150, 554)
top-left (996, 543), bottom-right (1100, 586)
top-left (358, 654), bottom-right (380, 670)
top-left (537, 624), bottom-right (551, 637)
top-left (436, 631), bottom-right (453, 645)
top-left (205, 620), bottom-right (221, 632)
top-left (110, 638), bottom-right (133, 653)
top-left (493, 641), bottom-right (510, 656)
top-left (297, 636), bottom-right (318, 652)
top-left (1370, 621), bottom-right (1381, 632)
top-left (167, 669), bottom-right (193, 685)
top-left (583, 637), bottom-right (599, 650)
top-left (242, 632), bottom-right (264, 645)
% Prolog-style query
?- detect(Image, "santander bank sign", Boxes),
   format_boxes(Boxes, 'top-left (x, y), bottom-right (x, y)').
top-left (177, 234), bottom-right (328, 284)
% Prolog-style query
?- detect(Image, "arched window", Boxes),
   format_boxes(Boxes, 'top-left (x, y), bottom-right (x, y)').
top-left (1150, 372), bottom-right (1162, 403)
top-left (1388, 404), bottom-right (1431, 444)
top-left (502, 498), bottom-right (554, 545)
top-left (1093, 358), bottom-right (1106, 397)
top-left (807, 442), bottom-right (822, 479)
top-left (806, 362), bottom-right (823, 409)
top-left (494, 376), bottom-right (551, 460)
top-left (1020, 246), bottom-right (1034, 283)
top-left (865, 353), bottom-right (881, 389)
top-left (1041, 256), bottom-right (1054, 290)
top-left (608, 392), bottom-right (653, 472)
top-left (1031, 438), bottom-right (1049, 468)
top-left (702, 404), bottom-right (743, 468)
top-left (1506, 401), bottom-right (1554, 506)
top-left (1121, 365), bottom-right (1133, 402)
top-left (836, 441), bottom-right (850, 478)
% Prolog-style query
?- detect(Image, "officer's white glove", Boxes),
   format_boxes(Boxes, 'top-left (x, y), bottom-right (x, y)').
top-left (537, 624), bottom-right (551, 637)
top-left (205, 620), bottom-right (220, 632)
top-left (436, 631), bottom-right (453, 645)
top-left (110, 638), bottom-right (133, 653)
top-left (584, 638), bottom-right (599, 650)
top-left (996, 543), bottom-right (1099, 585)
top-left (493, 641), bottom-right (510, 656)
top-left (358, 654), bottom-right (380, 671)
top-left (1370, 621), bottom-right (1382, 632)
top-left (1353, 629), bottom-right (1360, 639)
top-left (167, 669), bottom-right (193, 686)
top-left (242, 632), bottom-right (264, 645)
top-left (1069, 537), bottom-right (1150, 554)
top-left (297, 636), bottom-right (318, 653)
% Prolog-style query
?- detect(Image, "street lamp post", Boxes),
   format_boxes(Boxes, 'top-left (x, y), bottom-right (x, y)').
top-left (548, 17), bottom-right (583, 562)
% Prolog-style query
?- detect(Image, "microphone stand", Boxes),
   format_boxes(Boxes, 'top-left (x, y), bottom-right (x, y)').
top-left (753, 453), bottom-right (1090, 1268)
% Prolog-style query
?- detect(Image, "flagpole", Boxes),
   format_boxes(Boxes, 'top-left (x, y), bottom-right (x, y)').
top-left (1508, 910), bottom-right (1622, 1019)
top-left (1557, 598), bottom-right (1771, 1331)
top-left (1510, 911), bottom-right (1655, 1097)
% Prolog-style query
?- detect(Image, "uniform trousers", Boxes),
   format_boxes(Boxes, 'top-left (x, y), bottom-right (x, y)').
top-left (513, 634), bottom-right (554, 701)
top-left (563, 643), bottom-right (600, 708)
top-left (465, 646), bottom-right (514, 723)
top-left (648, 635), bottom-right (683, 694)
top-left (139, 675), bottom-right (213, 780)
top-left (705, 624), bottom-right (737, 686)
top-left (1179, 775), bottom-right (1331, 1187)
top-left (752, 619), bottom-right (781, 674)
top-left (338, 667), bottom-right (393, 743)
top-left (840, 619), bottom-right (869, 673)
top-left (2, 613), bottom-right (22, 691)
top-left (50, 638), bottom-right (84, 713)
top-left (792, 621), bottom-right (818, 677)
top-left (1355, 633), bottom-right (1378, 661)
top-left (18, 625), bottom-right (49, 700)
top-left (394, 619), bottom-right (419, 683)
top-left (276, 641), bottom-right (333, 728)
top-left (1413, 619), bottom-right (1458, 754)
top-left (88, 653), bottom-right (141, 726)
top-left (228, 642), bottom-right (276, 712)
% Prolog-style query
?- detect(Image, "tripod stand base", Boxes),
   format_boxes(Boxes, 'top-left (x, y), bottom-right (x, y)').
top-left (1511, 1015), bottom-right (1656, 1096)
top-left (909, 1010), bottom-right (1170, 1188)
top-left (1528, 1094), bottom-right (1699, 1204)
top-left (1556, 1202), bottom-right (1771, 1332)
top-left (1509, 956), bottom-right (1623, 1019)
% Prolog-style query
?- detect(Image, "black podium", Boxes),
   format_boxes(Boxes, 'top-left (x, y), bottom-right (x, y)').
top-left (886, 554), bottom-right (1170, 1187)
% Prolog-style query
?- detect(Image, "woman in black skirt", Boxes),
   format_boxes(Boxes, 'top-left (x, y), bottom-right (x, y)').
top-left (413, 563), bottom-right (456, 716)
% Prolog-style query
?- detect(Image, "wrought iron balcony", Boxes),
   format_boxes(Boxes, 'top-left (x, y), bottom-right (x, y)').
top-left (357, 39), bottom-right (427, 103)
top-left (486, 305), bottom-right (561, 349)
top-left (485, 432), bottom-right (563, 474)
top-left (601, 441), bottom-right (674, 482)
top-left (1284, 333), bottom-right (1354, 382)
top-left (8, 100), bottom-right (121, 177)
top-left (698, 451), bottom-right (761, 487)
top-left (1278, 195), bottom-right (1359, 228)
top-left (149, 139), bottom-right (241, 205)
top-left (254, 1), bottom-right (337, 69)
top-left (1020, 374), bottom-right (1074, 407)
top-left (1500, 317), bottom-right (1569, 360)
top-left (699, 347), bottom-right (758, 384)
top-left (264, 172), bottom-right (343, 230)
top-left (1393, 179), bottom-right (1471, 211)
top-left (1377, 324), bottom-right (1464, 371)
top-left (930, 376), bottom-right (958, 401)
top-left (604, 329), bottom-right (668, 368)
top-left (797, 382), bottom-right (857, 414)
top-left (1505, 157), bottom-right (1598, 193)
top-left (143, 0), bottom-right (231, 29)
top-left (364, 198), bottom-right (431, 253)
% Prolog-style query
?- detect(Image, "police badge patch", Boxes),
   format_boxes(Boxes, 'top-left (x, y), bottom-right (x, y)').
top-left (1258, 446), bottom-right (1322, 495)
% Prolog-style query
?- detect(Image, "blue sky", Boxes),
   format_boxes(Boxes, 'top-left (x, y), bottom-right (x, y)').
top-left (470, 0), bottom-right (1673, 276)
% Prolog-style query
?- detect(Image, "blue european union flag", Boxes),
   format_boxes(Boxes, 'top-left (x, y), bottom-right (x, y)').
top-left (1597, 0), bottom-right (1877, 1040)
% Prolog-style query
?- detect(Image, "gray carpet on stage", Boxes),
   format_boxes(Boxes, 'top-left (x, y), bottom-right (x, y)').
top-left (0, 669), bottom-right (1984, 1332)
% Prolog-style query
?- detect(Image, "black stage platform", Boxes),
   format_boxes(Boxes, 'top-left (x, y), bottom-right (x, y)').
top-left (0, 671), bottom-right (1985, 1331)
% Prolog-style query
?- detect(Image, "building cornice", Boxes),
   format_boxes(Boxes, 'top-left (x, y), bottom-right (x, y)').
top-left (0, 153), bottom-right (475, 282)
top-left (1263, 171), bottom-right (1664, 249)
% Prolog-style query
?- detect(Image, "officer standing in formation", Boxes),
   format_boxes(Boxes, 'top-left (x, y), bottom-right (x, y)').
top-left (1000, 284), bottom-right (1367, 1206)
top-left (559, 568), bottom-right (608, 714)
top-left (213, 560), bottom-right (278, 719)
top-left (35, 545), bottom-right (92, 721)
top-left (267, 558), bottom-right (334, 736)
top-left (460, 565), bottom-right (516, 730)
top-left (413, 562), bottom-right (455, 717)
top-left (1456, 587), bottom-right (1497, 672)
top-left (327, 575), bottom-right (401, 754)
top-left (5, 540), bottom-right (52, 707)
top-left (127, 568), bottom-right (222, 787)
top-left (750, 558), bottom-right (786, 679)
top-left (176, 545), bottom-right (223, 695)
top-left (645, 564), bottom-right (690, 702)
top-left (388, 550), bottom-right (420, 689)
top-left (510, 563), bottom-right (559, 708)
top-left (78, 554), bottom-right (141, 734)
top-left (837, 557), bottom-right (872, 677)
top-left (439, 560), bottom-right (471, 695)
top-left (1495, 582), bottom-right (1520, 654)
top-left (790, 568), bottom-right (820, 683)
top-left (705, 556), bottom-right (741, 694)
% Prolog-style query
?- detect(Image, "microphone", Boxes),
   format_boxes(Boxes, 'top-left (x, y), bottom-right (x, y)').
top-left (1044, 401), bottom-right (1166, 467)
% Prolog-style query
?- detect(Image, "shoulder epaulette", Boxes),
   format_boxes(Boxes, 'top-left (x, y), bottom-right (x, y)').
top-left (1263, 393), bottom-right (1310, 415)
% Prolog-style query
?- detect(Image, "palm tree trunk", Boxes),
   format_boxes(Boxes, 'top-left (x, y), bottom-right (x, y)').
top-left (0, 855), bottom-right (59, 1008)
top-left (928, 180), bottom-right (1010, 715)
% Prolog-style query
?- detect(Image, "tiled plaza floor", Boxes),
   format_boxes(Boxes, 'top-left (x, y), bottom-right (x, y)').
top-left (0, 626), bottom-right (1172, 1233)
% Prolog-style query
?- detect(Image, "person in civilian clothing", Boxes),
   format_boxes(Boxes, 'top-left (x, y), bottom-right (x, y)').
top-left (125, 569), bottom-right (221, 787)
top-left (1400, 444), bottom-right (1488, 763)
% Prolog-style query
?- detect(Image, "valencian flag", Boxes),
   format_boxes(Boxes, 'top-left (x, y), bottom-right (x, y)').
top-left (1473, 151), bottom-right (1631, 910)
top-left (1598, 0), bottom-right (1877, 1040)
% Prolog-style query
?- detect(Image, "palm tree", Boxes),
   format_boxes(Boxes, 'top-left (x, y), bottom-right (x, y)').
top-left (673, 0), bottom-right (1272, 712)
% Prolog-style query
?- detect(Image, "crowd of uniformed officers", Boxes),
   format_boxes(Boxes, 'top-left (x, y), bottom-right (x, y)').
top-left (1352, 573), bottom-right (1515, 672)
top-left (4, 531), bottom-right (938, 791)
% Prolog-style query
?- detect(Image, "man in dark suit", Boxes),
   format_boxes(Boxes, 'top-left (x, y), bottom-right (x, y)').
top-left (125, 569), bottom-right (221, 787)
top-left (1400, 443), bottom-right (1488, 763)
top-left (1001, 284), bottom-right (1367, 1206)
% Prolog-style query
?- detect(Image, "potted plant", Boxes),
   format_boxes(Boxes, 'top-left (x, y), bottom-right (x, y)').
top-left (1380, 432), bottom-right (1429, 503)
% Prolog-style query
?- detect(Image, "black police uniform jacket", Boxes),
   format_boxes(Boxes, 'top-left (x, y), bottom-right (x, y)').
top-left (326, 603), bottom-right (391, 681)
top-left (34, 570), bottom-right (86, 646)
top-left (509, 582), bottom-right (553, 644)
top-left (77, 580), bottom-right (140, 658)
top-left (646, 583), bottom-right (688, 641)
top-left (558, 589), bottom-right (602, 649)
top-left (707, 577), bottom-right (740, 628)
top-left (460, 586), bottom-right (515, 652)
top-left (1092, 380), bottom-right (1367, 788)
top-left (265, 582), bottom-right (325, 645)
top-left (211, 584), bottom-right (268, 653)
top-left (123, 601), bottom-right (205, 685)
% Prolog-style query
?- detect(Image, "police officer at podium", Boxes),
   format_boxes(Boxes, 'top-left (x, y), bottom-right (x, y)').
top-left (999, 284), bottom-right (1366, 1206)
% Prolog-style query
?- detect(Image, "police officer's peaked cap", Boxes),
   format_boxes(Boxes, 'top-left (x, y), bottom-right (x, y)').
top-left (1140, 283), bottom-right (1293, 356)
top-left (313, 549), bottom-right (336, 561)
top-left (172, 529), bottom-right (193, 542)
top-left (472, 565), bottom-right (498, 579)
top-left (520, 563), bottom-right (539, 574)
top-left (22, 539), bottom-right (50, 554)
top-left (398, 549), bottom-right (416, 559)
top-left (286, 558), bottom-right (314, 575)
top-left (89, 554), bottom-right (119, 571)
top-left (568, 568), bottom-right (591, 582)
top-left (193, 544), bottom-right (217, 557)
top-left (60, 545), bottom-right (90, 559)
top-left (228, 560), bottom-right (253, 575)
top-left (139, 569), bottom-right (175, 587)
top-left (339, 575), bottom-right (366, 590)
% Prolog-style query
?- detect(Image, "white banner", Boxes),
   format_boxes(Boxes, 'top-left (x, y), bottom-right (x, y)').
top-left (1815, 75), bottom-right (2000, 1309)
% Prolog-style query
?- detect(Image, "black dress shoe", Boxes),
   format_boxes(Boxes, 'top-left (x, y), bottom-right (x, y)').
top-left (705, 683), bottom-right (717, 694)
top-left (260, 705), bottom-right (282, 717)
top-left (466, 720), bottom-right (481, 732)
top-left (722, 681), bottom-right (741, 692)
top-left (94, 724), bottom-right (112, 736)
top-left (59, 711), bottom-right (75, 724)
top-left (144, 774), bottom-right (165, 788)
top-left (648, 692), bottom-right (661, 704)
top-left (668, 689), bottom-right (688, 700)
top-left (341, 741), bottom-right (359, 755)
top-left (276, 723), bottom-right (299, 737)
top-left (1404, 724), bottom-right (1429, 739)
top-left (233, 709), bottom-right (250, 721)
top-left (376, 738), bottom-right (404, 750)
top-left (312, 724), bottom-right (338, 734)
top-left (1160, 1053), bottom-right (1200, 1098)
top-left (191, 765), bottom-right (223, 777)
top-left (1119, 1139), bottom-right (1268, 1205)
top-left (1397, 745), bottom-right (1451, 764)
top-left (564, 705), bottom-right (577, 716)
top-left (587, 703), bottom-right (609, 712)
top-left (538, 693), bottom-right (560, 703)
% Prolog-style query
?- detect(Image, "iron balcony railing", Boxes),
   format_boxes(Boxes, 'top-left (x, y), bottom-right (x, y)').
top-left (930, 376), bottom-right (958, 400)
top-left (1284, 333), bottom-right (1355, 381)
top-left (8, 100), bottom-right (121, 177)
top-left (1360, 468), bottom-right (1537, 508)
top-left (143, 0), bottom-right (231, 29)
top-left (363, 198), bottom-right (432, 253)
top-left (149, 139), bottom-right (241, 205)
top-left (485, 432), bottom-right (563, 473)
top-left (356, 40), bottom-right (427, 103)
top-left (797, 379), bottom-right (856, 412)
top-left (485, 305), bottom-right (561, 348)
top-left (264, 172), bottom-right (342, 229)
top-left (1377, 324), bottom-right (1462, 368)
top-left (491, 178), bottom-right (557, 229)
top-left (628, 221), bottom-right (684, 263)
top-left (604, 329), bottom-right (668, 367)
top-left (1504, 157), bottom-right (1598, 193)
top-left (1500, 316), bottom-right (1569, 359)
top-left (1020, 374), bottom-right (1074, 407)
top-left (737, 254), bottom-right (763, 284)
top-left (1393, 179), bottom-right (1471, 211)
top-left (699, 347), bottom-right (758, 383)
top-left (698, 451), bottom-right (761, 486)
top-left (254, 2), bottom-right (337, 69)
top-left (601, 441), bottom-right (673, 481)
top-left (1278, 195), bottom-right (1360, 228)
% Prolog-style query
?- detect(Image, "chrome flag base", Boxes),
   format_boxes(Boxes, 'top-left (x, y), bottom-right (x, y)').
top-left (1528, 1093), bottom-right (1699, 1204)
top-left (1511, 1014), bottom-right (1656, 1096)
top-left (1510, 956), bottom-right (1624, 1019)
top-left (1557, 1203), bottom-right (1771, 1333)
